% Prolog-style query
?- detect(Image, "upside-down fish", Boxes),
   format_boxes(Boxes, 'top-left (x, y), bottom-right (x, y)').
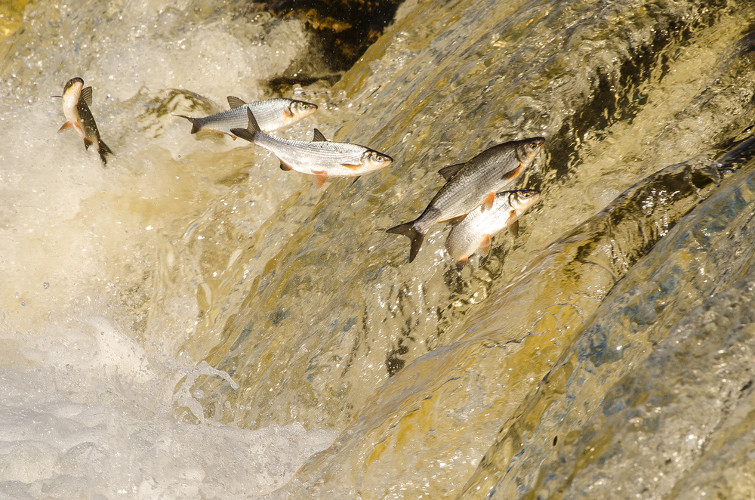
top-left (446, 189), bottom-right (540, 268)
top-left (231, 109), bottom-right (393, 187)
top-left (178, 96), bottom-right (317, 138)
top-left (56, 77), bottom-right (113, 165)
top-left (387, 136), bottom-right (544, 262)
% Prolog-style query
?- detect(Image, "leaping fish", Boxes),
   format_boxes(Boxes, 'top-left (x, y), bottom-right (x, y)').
top-left (178, 96), bottom-right (317, 138)
top-left (231, 109), bottom-right (393, 187)
top-left (56, 77), bottom-right (114, 165)
top-left (445, 189), bottom-right (540, 268)
top-left (387, 137), bottom-right (544, 263)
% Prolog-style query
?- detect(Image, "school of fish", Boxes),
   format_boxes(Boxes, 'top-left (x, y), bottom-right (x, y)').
top-left (55, 76), bottom-right (544, 268)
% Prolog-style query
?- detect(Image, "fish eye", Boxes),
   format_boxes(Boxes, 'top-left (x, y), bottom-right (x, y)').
top-left (529, 143), bottom-right (538, 150)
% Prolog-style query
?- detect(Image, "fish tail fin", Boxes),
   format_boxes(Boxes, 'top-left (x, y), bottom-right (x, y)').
top-left (98, 140), bottom-right (114, 165)
top-left (387, 222), bottom-right (424, 263)
top-left (229, 108), bottom-right (262, 143)
top-left (176, 115), bottom-right (201, 134)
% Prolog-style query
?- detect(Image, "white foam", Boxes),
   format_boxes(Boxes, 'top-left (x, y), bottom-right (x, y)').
top-left (0, 316), bottom-right (337, 498)
top-left (0, 1), bottom-right (336, 497)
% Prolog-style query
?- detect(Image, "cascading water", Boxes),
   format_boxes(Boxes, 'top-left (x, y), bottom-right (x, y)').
top-left (1, 0), bottom-right (753, 498)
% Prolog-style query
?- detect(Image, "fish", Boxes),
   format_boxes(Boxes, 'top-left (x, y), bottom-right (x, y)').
top-left (230, 108), bottom-right (393, 187)
top-left (56, 77), bottom-right (113, 165)
top-left (445, 189), bottom-right (540, 268)
top-left (387, 136), bottom-right (545, 262)
top-left (178, 96), bottom-right (317, 138)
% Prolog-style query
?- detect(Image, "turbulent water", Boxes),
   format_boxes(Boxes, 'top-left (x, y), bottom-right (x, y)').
top-left (1, 0), bottom-right (753, 498)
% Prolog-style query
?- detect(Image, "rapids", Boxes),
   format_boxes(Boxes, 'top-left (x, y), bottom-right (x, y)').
top-left (0, 0), bottom-right (753, 498)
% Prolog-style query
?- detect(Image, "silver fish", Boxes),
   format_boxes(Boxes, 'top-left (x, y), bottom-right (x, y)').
top-left (387, 137), bottom-right (544, 262)
top-left (230, 108), bottom-right (393, 187)
top-left (56, 77), bottom-right (113, 165)
top-left (178, 96), bottom-right (317, 138)
top-left (446, 189), bottom-right (540, 268)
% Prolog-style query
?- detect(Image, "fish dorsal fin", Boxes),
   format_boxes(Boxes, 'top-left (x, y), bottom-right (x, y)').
top-left (80, 86), bottom-right (93, 106)
top-left (438, 163), bottom-right (465, 181)
top-left (227, 96), bottom-right (246, 109)
top-left (312, 128), bottom-right (328, 142)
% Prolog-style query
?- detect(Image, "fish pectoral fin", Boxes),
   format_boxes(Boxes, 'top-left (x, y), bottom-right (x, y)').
top-left (502, 163), bottom-right (524, 180)
top-left (438, 162), bottom-right (465, 181)
top-left (284, 107), bottom-right (294, 119)
top-left (312, 129), bottom-right (328, 142)
top-left (80, 86), bottom-right (93, 106)
top-left (455, 257), bottom-right (468, 270)
top-left (227, 96), bottom-right (246, 109)
top-left (351, 176), bottom-right (361, 185)
top-left (482, 192), bottom-right (496, 210)
top-left (280, 161), bottom-right (294, 171)
top-left (58, 121), bottom-right (73, 132)
top-left (313, 170), bottom-right (328, 188)
top-left (341, 163), bottom-right (362, 171)
top-left (479, 234), bottom-right (492, 256)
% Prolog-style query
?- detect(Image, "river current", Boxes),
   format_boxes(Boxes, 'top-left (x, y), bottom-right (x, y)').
top-left (1, 0), bottom-right (753, 498)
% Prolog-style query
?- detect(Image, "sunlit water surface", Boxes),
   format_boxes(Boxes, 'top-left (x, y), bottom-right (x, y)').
top-left (0, 0), bottom-right (753, 498)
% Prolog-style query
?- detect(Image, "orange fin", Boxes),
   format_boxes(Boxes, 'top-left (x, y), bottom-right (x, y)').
top-left (313, 170), bottom-right (328, 188)
top-left (342, 163), bottom-right (362, 171)
top-left (73, 121), bottom-right (85, 135)
top-left (280, 161), bottom-right (293, 171)
top-left (502, 163), bottom-right (524, 180)
top-left (482, 192), bottom-right (495, 210)
top-left (479, 234), bottom-right (492, 256)
top-left (455, 257), bottom-right (468, 270)
top-left (84, 137), bottom-right (93, 150)
top-left (58, 121), bottom-right (73, 132)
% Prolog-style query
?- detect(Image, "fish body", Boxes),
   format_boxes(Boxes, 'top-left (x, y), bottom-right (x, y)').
top-left (231, 109), bottom-right (392, 187)
top-left (446, 189), bottom-right (540, 267)
top-left (58, 77), bottom-right (113, 165)
top-left (387, 136), bottom-right (544, 262)
top-left (179, 96), bottom-right (317, 137)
